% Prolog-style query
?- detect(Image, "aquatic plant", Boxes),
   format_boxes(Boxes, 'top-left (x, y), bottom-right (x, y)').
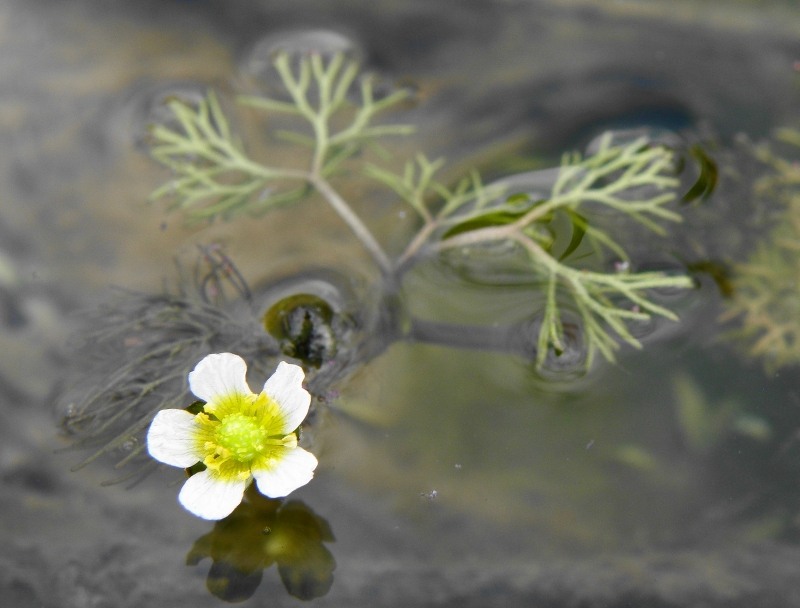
top-left (673, 372), bottom-right (771, 453)
top-left (147, 353), bottom-right (317, 519)
top-left (722, 127), bottom-right (800, 370)
top-left (148, 51), bottom-right (694, 369)
top-left (59, 246), bottom-right (283, 480)
top-left (62, 49), bottom-right (699, 507)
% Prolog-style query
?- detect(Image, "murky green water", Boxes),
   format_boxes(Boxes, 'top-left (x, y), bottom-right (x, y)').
top-left (2, 0), bottom-right (800, 606)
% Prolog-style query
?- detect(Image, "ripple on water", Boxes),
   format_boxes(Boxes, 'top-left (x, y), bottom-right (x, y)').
top-left (516, 313), bottom-right (591, 383)
top-left (239, 28), bottom-right (363, 90)
top-left (114, 82), bottom-right (212, 153)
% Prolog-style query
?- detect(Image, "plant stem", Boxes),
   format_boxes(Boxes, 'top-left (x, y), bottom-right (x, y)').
top-left (433, 223), bottom-right (516, 252)
top-left (395, 220), bottom-right (438, 272)
top-left (308, 173), bottom-right (394, 276)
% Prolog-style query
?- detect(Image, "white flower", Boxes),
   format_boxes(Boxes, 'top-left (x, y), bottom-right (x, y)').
top-left (147, 353), bottom-right (318, 520)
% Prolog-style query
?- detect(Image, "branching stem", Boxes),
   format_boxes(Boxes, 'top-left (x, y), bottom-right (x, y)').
top-left (147, 52), bottom-right (695, 370)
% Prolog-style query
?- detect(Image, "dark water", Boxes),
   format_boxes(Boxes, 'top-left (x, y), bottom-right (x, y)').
top-left (2, 0), bottom-right (800, 606)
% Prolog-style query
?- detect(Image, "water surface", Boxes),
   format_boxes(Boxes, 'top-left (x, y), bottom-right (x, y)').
top-left (2, 1), bottom-right (800, 606)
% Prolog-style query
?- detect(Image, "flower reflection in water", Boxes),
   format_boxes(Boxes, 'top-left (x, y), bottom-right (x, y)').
top-left (186, 485), bottom-right (335, 602)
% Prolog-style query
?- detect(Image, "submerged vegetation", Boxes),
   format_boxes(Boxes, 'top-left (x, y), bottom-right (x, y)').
top-left (59, 247), bottom-right (281, 480)
top-left (723, 127), bottom-right (800, 370)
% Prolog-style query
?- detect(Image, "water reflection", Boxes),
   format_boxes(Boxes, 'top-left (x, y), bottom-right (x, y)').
top-left (186, 486), bottom-right (335, 602)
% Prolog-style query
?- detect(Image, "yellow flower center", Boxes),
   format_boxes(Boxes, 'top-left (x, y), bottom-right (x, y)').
top-left (192, 392), bottom-right (301, 482)
top-left (215, 413), bottom-right (266, 462)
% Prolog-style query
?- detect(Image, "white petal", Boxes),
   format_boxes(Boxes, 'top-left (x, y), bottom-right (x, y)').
top-left (178, 469), bottom-right (248, 520)
top-left (252, 447), bottom-right (318, 498)
top-left (146, 409), bottom-right (202, 468)
top-left (188, 353), bottom-right (252, 405)
top-left (263, 362), bottom-right (311, 433)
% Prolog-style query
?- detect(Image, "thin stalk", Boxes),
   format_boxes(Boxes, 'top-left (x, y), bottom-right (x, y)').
top-left (433, 222), bottom-right (516, 252)
top-left (395, 219), bottom-right (438, 272)
top-left (308, 173), bottom-right (393, 276)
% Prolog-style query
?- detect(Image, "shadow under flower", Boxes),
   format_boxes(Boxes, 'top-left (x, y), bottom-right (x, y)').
top-left (186, 485), bottom-right (336, 602)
